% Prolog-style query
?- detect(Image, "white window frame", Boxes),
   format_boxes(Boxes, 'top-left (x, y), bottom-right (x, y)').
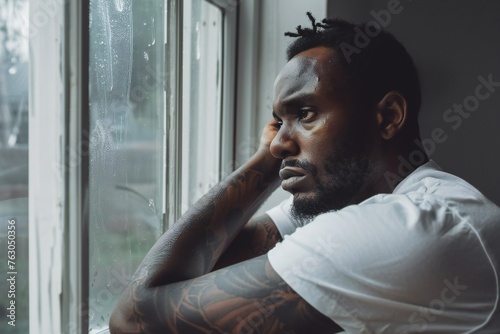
top-left (28, 0), bottom-right (238, 333)
top-left (167, 0), bottom-right (237, 223)
top-left (214, 0), bottom-right (238, 180)
top-left (29, 0), bottom-right (73, 333)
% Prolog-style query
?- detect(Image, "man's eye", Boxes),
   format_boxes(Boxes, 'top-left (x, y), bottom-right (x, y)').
top-left (298, 108), bottom-right (315, 121)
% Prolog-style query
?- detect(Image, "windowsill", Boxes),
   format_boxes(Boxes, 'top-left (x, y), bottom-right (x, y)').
top-left (89, 326), bottom-right (110, 334)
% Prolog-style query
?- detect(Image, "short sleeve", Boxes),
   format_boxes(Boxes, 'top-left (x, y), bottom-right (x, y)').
top-left (268, 193), bottom-right (497, 333)
top-left (265, 195), bottom-right (306, 237)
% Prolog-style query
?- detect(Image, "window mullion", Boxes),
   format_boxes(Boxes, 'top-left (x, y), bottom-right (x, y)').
top-left (220, 5), bottom-right (237, 177)
top-left (28, 0), bottom-right (66, 333)
top-left (62, 0), bottom-right (89, 333)
top-left (165, 0), bottom-right (184, 226)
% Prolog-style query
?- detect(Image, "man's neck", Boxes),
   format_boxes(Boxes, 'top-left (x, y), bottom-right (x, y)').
top-left (383, 141), bottom-right (430, 193)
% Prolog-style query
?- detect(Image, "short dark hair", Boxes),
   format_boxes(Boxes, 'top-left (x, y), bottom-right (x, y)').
top-left (285, 13), bottom-right (422, 132)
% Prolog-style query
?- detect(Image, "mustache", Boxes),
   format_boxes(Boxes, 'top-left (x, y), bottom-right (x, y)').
top-left (281, 159), bottom-right (318, 177)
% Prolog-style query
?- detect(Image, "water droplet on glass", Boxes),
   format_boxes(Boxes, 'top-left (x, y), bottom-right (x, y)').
top-left (8, 67), bottom-right (17, 75)
top-left (144, 52), bottom-right (149, 61)
top-left (114, 0), bottom-right (124, 12)
top-left (150, 18), bottom-right (156, 46)
top-left (148, 199), bottom-right (156, 214)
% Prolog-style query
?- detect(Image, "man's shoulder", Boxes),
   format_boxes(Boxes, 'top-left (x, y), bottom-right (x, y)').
top-left (391, 160), bottom-right (499, 219)
top-left (313, 168), bottom-right (500, 242)
top-left (395, 160), bottom-right (482, 197)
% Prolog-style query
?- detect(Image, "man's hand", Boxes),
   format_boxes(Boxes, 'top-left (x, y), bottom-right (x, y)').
top-left (250, 119), bottom-right (282, 183)
top-left (259, 118), bottom-right (281, 151)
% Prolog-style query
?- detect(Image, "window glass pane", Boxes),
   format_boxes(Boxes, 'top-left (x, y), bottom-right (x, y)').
top-left (0, 0), bottom-right (29, 332)
top-left (181, 0), bottom-right (223, 213)
top-left (88, 0), bottom-right (165, 331)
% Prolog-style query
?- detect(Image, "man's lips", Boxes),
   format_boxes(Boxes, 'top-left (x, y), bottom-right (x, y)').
top-left (279, 167), bottom-right (305, 180)
top-left (279, 167), bottom-right (307, 191)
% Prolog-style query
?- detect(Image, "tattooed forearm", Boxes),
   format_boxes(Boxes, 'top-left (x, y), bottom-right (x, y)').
top-left (214, 214), bottom-right (283, 270)
top-left (129, 256), bottom-right (341, 334)
top-left (255, 219), bottom-right (283, 255)
top-left (136, 158), bottom-right (280, 287)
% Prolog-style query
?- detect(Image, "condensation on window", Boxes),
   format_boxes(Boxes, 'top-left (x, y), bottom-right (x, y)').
top-left (88, 0), bottom-right (165, 331)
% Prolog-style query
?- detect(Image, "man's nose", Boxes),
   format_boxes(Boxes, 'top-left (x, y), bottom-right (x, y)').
top-left (270, 126), bottom-right (299, 159)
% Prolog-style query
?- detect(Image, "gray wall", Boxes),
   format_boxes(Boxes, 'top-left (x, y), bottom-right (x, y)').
top-left (328, 0), bottom-right (500, 205)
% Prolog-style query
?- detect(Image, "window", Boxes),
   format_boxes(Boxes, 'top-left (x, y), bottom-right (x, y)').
top-left (87, 1), bottom-right (166, 331)
top-left (21, 0), bottom-right (236, 332)
top-left (87, 0), bottom-right (235, 332)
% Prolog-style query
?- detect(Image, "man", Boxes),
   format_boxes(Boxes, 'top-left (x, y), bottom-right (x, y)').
top-left (110, 14), bottom-right (500, 333)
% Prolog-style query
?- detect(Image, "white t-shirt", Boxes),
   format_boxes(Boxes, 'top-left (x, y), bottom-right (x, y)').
top-left (267, 161), bottom-right (500, 333)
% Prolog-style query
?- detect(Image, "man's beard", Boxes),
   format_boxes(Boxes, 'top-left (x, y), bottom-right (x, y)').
top-left (290, 145), bottom-right (373, 222)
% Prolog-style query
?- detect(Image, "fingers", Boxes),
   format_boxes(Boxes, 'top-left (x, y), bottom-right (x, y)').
top-left (260, 119), bottom-right (280, 148)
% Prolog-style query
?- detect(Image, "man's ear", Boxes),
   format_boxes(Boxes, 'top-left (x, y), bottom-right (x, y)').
top-left (375, 91), bottom-right (408, 140)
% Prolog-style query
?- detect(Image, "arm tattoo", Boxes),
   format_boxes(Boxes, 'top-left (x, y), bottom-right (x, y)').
top-left (140, 168), bottom-right (279, 286)
top-left (247, 217), bottom-right (283, 256)
top-left (132, 255), bottom-right (342, 334)
top-left (213, 214), bottom-right (283, 269)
